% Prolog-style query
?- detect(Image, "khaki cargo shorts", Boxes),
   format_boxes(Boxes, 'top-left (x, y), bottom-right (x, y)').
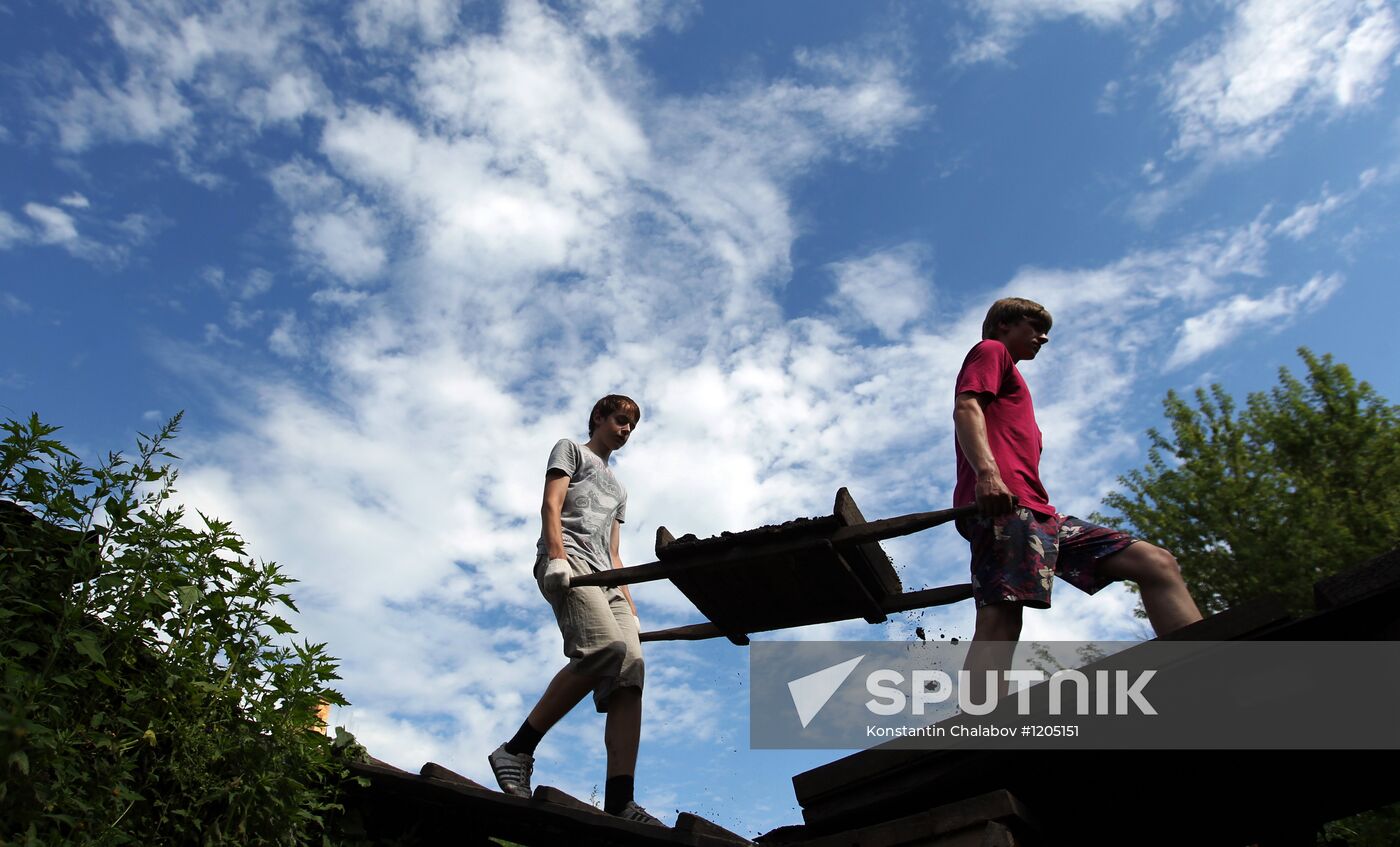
top-left (535, 554), bottom-right (644, 712)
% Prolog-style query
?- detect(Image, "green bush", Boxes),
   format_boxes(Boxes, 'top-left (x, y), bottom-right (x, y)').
top-left (1, 413), bottom-right (362, 845)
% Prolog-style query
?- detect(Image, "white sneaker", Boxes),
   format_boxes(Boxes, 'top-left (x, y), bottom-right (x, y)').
top-left (487, 744), bottom-right (533, 798)
top-left (613, 800), bottom-right (665, 826)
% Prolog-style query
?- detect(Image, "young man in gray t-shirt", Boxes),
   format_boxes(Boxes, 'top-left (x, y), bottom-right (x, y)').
top-left (487, 394), bottom-right (662, 826)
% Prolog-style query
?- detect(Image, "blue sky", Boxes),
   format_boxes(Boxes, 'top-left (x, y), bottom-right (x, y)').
top-left (3, 0), bottom-right (1399, 835)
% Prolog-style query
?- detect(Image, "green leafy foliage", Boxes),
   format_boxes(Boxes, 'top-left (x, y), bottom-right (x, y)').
top-left (1098, 348), bottom-right (1400, 615)
top-left (1, 413), bottom-right (365, 845)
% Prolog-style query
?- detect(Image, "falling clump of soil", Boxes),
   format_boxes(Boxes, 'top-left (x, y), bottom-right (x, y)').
top-left (914, 627), bottom-right (926, 641)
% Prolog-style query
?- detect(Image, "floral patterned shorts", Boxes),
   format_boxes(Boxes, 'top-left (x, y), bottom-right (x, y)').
top-left (957, 508), bottom-right (1138, 609)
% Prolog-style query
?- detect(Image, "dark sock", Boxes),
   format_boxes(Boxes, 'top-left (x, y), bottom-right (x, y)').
top-left (504, 719), bottom-right (544, 756)
top-left (604, 774), bottom-right (634, 814)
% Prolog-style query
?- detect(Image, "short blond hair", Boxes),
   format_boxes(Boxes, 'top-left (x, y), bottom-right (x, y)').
top-left (982, 297), bottom-right (1052, 339)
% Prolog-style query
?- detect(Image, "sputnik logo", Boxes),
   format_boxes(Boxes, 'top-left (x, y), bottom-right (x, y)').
top-left (787, 655), bottom-right (865, 729)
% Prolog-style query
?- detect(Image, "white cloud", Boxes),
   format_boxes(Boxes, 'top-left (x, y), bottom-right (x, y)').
top-left (226, 302), bottom-right (263, 330)
top-left (268, 312), bottom-right (305, 359)
top-left (1165, 273), bottom-right (1343, 369)
top-left (1166, 0), bottom-right (1400, 161)
top-left (293, 206), bottom-right (389, 285)
top-left (271, 160), bottom-right (389, 286)
top-left (239, 72), bottom-right (328, 127)
top-left (957, 0), bottom-right (1175, 64)
top-left (48, 69), bottom-right (195, 152)
top-left (1, 293), bottom-right (30, 315)
top-left (351, 0), bottom-right (462, 47)
top-left (827, 244), bottom-right (933, 339)
top-left (23, 203), bottom-right (79, 245)
top-left (0, 211), bottom-right (29, 248)
top-left (242, 268), bottom-right (275, 300)
top-left (59, 192), bottom-right (91, 208)
top-left (203, 322), bottom-right (242, 346)
top-left (1274, 167), bottom-right (1379, 240)
top-left (565, 0), bottom-right (697, 40)
top-left (1097, 79), bottom-right (1122, 114)
top-left (39, 0), bottom-right (327, 159)
top-left (11, 201), bottom-right (161, 266)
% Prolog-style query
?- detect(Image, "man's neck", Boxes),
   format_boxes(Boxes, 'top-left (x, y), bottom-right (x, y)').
top-left (584, 437), bottom-right (612, 463)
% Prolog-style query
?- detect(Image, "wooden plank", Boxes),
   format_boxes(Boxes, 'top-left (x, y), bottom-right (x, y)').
top-left (641, 586), bottom-right (972, 643)
top-left (655, 515), bottom-right (841, 562)
top-left (420, 761), bottom-right (489, 790)
top-left (798, 789), bottom-right (1035, 847)
top-left (350, 761), bottom-right (731, 846)
top-left (795, 750), bottom-right (1400, 846)
top-left (366, 755), bottom-right (413, 775)
top-left (828, 544), bottom-right (888, 624)
top-left (535, 785), bottom-right (608, 815)
top-left (674, 812), bottom-right (753, 844)
top-left (1155, 595), bottom-right (1293, 642)
top-left (664, 551), bottom-right (756, 646)
top-left (832, 488), bottom-right (903, 600)
top-left (656, 525), bottom-right (678, 557)
top-left (669, 541), bottom-right (856, 636)
top-left (1314, 546), bottom-right (1400, 610)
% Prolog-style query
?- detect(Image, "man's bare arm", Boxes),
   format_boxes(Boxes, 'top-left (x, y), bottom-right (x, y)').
top-left (953, 391), bottom-right (1016, 516)
top-left (611, 519), bottom-right (637, 616)
top-left (541, 470), bottom-right (570, 561)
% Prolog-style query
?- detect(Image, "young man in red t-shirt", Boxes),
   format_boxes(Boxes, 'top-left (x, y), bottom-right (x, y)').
top-left (953, 298), bottom-right (1202, 696)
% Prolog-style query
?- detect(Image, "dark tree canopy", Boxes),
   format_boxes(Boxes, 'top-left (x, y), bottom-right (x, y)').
top-left (1099, 348), bottom-right (1400, 616)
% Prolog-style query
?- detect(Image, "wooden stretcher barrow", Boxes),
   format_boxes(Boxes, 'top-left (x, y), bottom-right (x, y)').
top-left (565, 488), bottom-right (978, 645)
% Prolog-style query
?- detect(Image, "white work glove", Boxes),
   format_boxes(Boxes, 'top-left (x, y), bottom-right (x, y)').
top-left (542, 558), bottom-right (570, 595)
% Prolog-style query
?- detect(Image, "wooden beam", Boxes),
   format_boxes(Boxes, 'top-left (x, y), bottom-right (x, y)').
top-left (828, 505), bottom-right (978, 549)
top-left (879, 584), bottom-right (974, 613)
top-left (639, 583), bottom-right (973, 643)
top-left (639, 622), bottom-right (726, 642)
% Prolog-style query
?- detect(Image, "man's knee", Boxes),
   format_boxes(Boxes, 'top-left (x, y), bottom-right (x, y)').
top-left (1113, 543), bottom-right (1184, 588)
top-left (974, 603), bottom-right (1024, 640)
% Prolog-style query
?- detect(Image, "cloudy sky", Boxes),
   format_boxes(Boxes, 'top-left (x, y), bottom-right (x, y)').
top-left (4, 0), bottom-right (1399, 834)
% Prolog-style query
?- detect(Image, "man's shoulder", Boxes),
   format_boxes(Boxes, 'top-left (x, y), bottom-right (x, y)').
top-left (964, 338), bottom-right (1009, 358)
top-left (957, 339), bottom-right (1013, 375)
top-left (547, 438), bottom-right (582, 470)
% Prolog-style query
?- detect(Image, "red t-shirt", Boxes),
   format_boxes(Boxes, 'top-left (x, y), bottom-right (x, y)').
top-left (953, 339), bottom-right (1054, 515)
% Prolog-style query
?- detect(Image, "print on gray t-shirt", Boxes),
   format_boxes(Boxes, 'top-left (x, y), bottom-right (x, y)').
top-left (536, 439), bottom-right (628, 575)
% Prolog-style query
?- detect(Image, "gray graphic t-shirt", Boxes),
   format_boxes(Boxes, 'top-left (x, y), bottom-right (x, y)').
top-left (536, 439), bottom-right (628, 574)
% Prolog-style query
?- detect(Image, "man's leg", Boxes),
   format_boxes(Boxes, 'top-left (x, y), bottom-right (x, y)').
top-left (1097, 542), bottom-right (1202, 635)
top-left (600, 592), bottom-right (653, 818)
top-left (525, 665), bottom-right (602, 732)
top-left (489, 665), bottom-right (599, 797)
top-left (600, 687), bottom-right (661, 823)
top-left (964, 602), bottom-right (1023, 704)
top-left (603, 686), bottom-right (641, 778)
